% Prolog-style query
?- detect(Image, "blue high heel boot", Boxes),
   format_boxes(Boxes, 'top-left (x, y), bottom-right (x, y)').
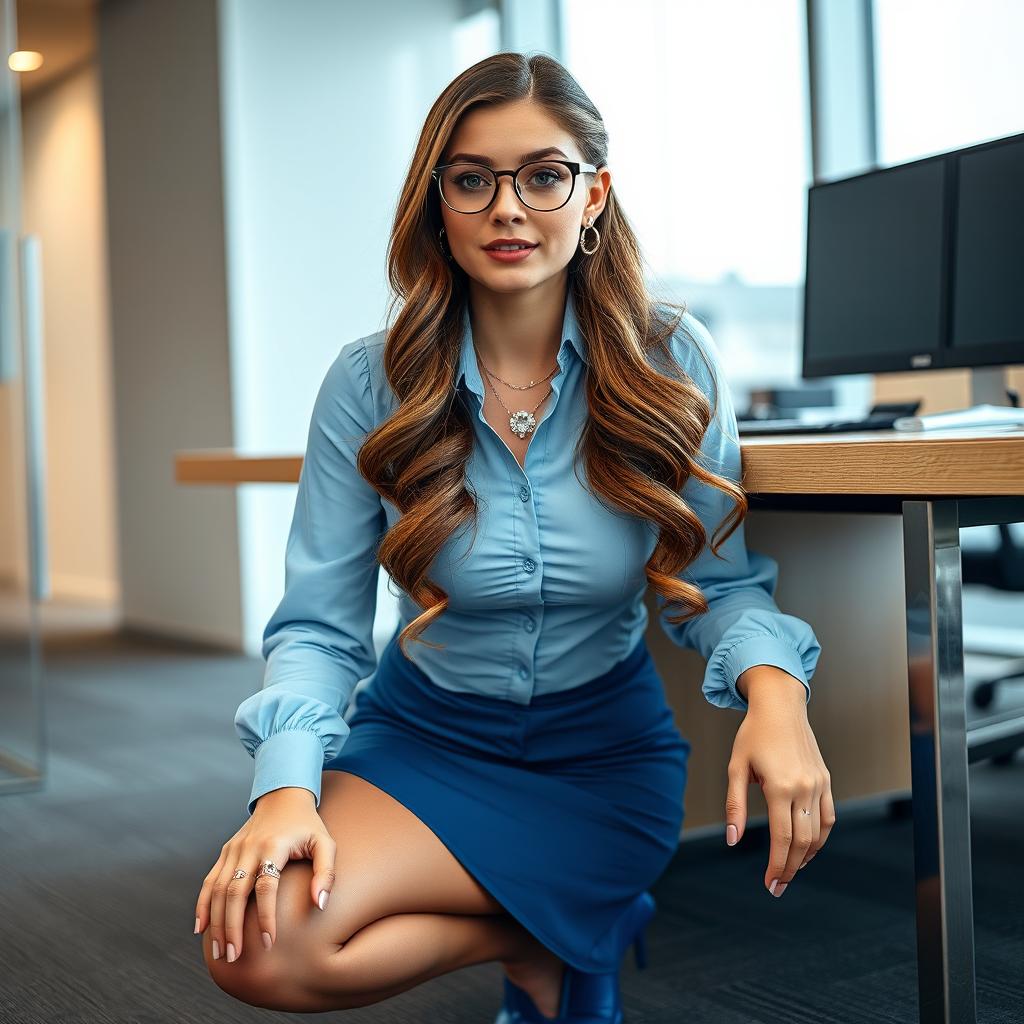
top-left (493, 891), bottom-right (656, 1024)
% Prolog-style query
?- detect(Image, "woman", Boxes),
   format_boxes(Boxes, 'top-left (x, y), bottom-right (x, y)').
top-left (196, 51), bottom-right (833, 1023)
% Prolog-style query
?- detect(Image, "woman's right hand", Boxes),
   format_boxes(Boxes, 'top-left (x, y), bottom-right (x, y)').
top-left (195, 786), bottom-right (338, 963)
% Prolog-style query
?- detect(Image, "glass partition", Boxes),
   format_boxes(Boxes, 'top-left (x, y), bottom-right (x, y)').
top-left (0, 0), bottom-right (47, 797)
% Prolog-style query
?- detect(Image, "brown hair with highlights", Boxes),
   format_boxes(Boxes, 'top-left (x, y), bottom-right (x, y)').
top-left (356, 51), bottom-right (748, 657)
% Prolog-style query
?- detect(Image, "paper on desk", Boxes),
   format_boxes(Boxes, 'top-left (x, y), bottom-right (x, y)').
top-left (892, 404), bottom-right (1024, 431)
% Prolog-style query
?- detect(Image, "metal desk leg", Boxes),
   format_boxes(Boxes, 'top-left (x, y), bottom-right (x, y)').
top-left (902, 500), bottom-right (977, 1023)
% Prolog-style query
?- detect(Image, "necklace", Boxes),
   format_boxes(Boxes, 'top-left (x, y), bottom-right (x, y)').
top-left (474, 347), bottom-right (560, 439)
top-left (482, 362), bottom-right (560, 390)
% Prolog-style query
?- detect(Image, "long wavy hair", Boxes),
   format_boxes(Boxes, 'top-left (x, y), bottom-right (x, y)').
top-left (357, 51), bottom-right (748, 657)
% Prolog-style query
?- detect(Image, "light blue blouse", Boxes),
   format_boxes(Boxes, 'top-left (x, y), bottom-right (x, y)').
top-left (234, 292), bottom-right (822, 815)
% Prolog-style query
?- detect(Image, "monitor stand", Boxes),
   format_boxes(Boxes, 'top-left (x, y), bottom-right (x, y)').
top-left (892, 365), bottom-right (1024, 431)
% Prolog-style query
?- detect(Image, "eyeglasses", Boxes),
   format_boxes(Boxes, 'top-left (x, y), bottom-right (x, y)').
top-left (431, 159), bottom-right (598, 214)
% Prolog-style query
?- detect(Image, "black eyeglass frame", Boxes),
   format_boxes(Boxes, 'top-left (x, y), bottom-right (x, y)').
top-left (430, 159), bottom-right (599, 214)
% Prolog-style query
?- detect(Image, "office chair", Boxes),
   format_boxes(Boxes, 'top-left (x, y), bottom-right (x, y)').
top-left (959, 521), bottom-right (1024, 767)
top-left (961, 523), bottom-right (1024, 711)
top-left (961, 385), bottom-right (1024, 749)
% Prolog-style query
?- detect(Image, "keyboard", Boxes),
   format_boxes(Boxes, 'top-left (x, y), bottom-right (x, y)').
top-left (736, 412), bottom-right (902, 436)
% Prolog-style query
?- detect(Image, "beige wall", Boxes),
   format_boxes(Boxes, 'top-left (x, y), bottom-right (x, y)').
top-left (21, 60), bottom-right (119, 603)
top-left (98, 0), bottom-right (242, 646)
top-left (872, 365), bottom-right (1024, 413)
top-left (649, 510), bottom-right (912, 835)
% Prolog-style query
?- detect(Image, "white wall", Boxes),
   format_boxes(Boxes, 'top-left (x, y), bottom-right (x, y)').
top-left (21, 61), bottom-right (118, 603)
top-left (217, 0), bottom-right (497, 655)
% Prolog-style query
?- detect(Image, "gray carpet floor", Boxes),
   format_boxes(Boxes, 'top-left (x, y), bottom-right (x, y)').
top-left (1, 618), bottom-right (1022, 1023)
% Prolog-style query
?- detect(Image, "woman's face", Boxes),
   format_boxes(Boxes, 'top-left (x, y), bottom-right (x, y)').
top-left (437, 99), bottom-right (611, 293)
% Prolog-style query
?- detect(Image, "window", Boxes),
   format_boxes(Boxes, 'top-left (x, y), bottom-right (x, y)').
top-left (873, 0), bottom-right (1024, 165)
top-left (562, 0), bottom-right (811, 400)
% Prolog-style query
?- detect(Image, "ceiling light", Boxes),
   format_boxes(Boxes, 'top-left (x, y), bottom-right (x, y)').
top-left (8, 51), bottom-right (44, 73)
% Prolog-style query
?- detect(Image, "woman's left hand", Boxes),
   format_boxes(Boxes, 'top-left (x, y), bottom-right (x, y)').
top-left (724, 667), bottom-right (835, 898)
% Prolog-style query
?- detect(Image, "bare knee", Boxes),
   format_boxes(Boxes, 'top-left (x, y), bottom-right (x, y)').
top-left (203, 934), bottom-right (297, 1010)
top-left (201, 920), bottom-right (386, 1013)
top-left (200, 865), bottom-right (332, 1012)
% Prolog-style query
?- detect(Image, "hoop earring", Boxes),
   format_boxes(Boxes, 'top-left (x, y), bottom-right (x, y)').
top-left (439, 227), bottom-right (453, 262)
top-left (579, 216), bottom-right (600, 255)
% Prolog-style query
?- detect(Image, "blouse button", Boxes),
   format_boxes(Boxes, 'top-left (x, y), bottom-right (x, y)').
top-left (518, 666), bottom-right (529, 680)
top-left (524, 618), bottom-right (535, 632)
top-left (522, 557), bottom-right (536, 573)
top-left (519, 484), bottom-right (530, 502)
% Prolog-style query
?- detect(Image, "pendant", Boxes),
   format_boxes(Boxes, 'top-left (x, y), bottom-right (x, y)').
top-left (509, 410), bottom-right (537, 438)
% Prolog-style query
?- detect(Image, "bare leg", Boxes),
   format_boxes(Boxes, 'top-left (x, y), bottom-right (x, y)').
top-left (501, 936), bottom-right (568, 1019)
top-left (205, 770), bottom-right (566, 1015)
top-left (299, 908), bottom-right (564, 1012)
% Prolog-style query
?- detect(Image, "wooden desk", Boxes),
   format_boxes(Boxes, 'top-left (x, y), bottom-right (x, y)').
top-left (741, 426), bottom-right (1024, 1024)
top-left (176, 426), bottom-right (1024, 495)
top-left (176, 426), bottom-right (1024, 1024)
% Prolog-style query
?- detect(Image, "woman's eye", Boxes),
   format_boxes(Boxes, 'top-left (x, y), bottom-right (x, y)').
top-left (531, 170), bottom-right (561, 187)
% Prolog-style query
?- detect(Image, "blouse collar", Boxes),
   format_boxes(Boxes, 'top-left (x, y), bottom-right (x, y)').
top-left (457, 290), bottom-right (589, 399)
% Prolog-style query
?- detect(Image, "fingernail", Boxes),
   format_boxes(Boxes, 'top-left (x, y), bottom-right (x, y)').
top-left (726, 824), bottom-right (738, 846)
top-left (226, 942), bottom-right (237, 963)
top-left (773, 882), bottom-right (788, 898)
top-left (768, 877), bottom-right (778, 895)
top-left (194, 916), bottom-right (201, 934)
top-left (262, 931), bottom-right (273, 950)
top-left (212, 939), bottom-right (221, 960)
top-left (318, 889), bottom-right (329, 911)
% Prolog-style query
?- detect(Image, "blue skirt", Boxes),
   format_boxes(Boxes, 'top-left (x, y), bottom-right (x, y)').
top-left (324, 632), bottom-right (691, 973)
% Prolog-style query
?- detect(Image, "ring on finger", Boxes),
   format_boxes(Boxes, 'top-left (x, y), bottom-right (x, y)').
top-left (256, 860), bottom-right (281, 881)
top-left (232, 868), bottom-right (248, 880)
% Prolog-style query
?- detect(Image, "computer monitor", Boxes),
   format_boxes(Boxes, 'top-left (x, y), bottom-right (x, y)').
top-left (802, 130), bottom-right (1024, 428)
top-left (803, 157), bottom-right (947, 376)
top-left (951, 136), bottom-right (1024, 362)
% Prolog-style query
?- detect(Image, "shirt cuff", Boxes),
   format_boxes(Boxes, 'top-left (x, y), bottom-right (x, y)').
top-left (246, 729), bottom-right (327, 816)
top-left (705, 633), bottom-right (812, 712)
